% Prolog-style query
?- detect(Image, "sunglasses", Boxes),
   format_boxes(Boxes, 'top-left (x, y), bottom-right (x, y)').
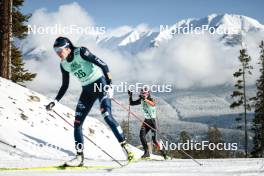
top-left (54, 43), bottom-right (69, 53)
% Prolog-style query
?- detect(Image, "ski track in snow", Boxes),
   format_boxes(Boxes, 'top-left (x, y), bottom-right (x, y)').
top-left (0, 158), bottom-right (263, 176)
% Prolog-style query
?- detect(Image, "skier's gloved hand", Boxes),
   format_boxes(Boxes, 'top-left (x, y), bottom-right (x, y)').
top-left (128, 90), bottom-right (132, 97)
top-left (105, 85), bottom-right (114, 99)
top-left (106, 78), bottom-right (112, 85)
top-left (139, 95), bottom-right (146, 100)
top-left (45, 101), bottom-right (55, 111)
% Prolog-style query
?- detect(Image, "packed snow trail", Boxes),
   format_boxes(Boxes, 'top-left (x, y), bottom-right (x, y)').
top-left (0, 158), bottom-right (263, 176)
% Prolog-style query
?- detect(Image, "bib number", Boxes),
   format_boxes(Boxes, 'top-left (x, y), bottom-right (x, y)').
top-left (74, 69), bottom-right (86, 79)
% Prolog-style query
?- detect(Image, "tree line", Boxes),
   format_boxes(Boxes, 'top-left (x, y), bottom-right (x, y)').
top-left (0, 0), bottom-right (36, 85)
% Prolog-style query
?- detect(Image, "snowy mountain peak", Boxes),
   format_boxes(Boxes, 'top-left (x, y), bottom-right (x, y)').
top-left (210, 14), bottom-right (264, 32)
top-left (97, 13), bottom-right (264, 54)
top-left (22, 13), bottom-right (264, 58)
top-left (208, 13), bottom-right (218, 20)
top-left (118, 30), bottom-right (142, 46)
top-left (159, 13), bottom-right (264, 37)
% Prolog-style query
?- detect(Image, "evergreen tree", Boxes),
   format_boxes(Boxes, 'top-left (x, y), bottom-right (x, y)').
top-left (11, 43), bottom-right (36, 84)
top-left (252, 41), bottom-right (264, 157)
top-left (120, 119), bottom-right (132, 143)
top-left (0, 0), bottom-right (12, 78)
top-left (11, 0), bottom-right (36, 84)
top-left (167, 131), bottom-right (190, 159)
top-left (179, 131), bottom-right (191, 143)
top-left (206, 127), bottom-right (229, 158)
top-left (178, 131), bottom-right (191, 158)
top-left (230, 48), bottom-right (253, 157)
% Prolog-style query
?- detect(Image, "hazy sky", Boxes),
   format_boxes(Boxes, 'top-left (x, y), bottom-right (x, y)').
top-left (21, 0), bottom-right (264, 28)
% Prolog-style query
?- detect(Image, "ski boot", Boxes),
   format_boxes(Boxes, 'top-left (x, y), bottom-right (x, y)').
top-left (141, 150), bottom-right (150, 159)
top-left (64, 152), bottom-right (84, 167)
top-left (160, 149), bottom-right (168, 160)
top-left (121, 142), bottom-right (134, 161)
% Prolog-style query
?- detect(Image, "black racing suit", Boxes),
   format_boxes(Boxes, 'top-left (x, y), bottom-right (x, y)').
top-left (129, 96), bottom-right (161, 153)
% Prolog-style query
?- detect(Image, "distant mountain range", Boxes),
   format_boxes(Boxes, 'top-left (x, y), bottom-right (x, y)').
top-left (97, 14), bottom-right (264, 54)
top-left (22, 13), bottom-right (264, 57)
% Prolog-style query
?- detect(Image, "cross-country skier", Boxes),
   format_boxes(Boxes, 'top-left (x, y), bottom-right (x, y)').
top-left (128, 87), bottom-right (167, 159)
top-left (45, 36), bottom-right (134, 166)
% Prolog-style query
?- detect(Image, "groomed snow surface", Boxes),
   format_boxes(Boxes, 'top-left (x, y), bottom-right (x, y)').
top-left (0, 157), bottom-right (263, 176)
top-left (0, 77), bottom-right (263, 175)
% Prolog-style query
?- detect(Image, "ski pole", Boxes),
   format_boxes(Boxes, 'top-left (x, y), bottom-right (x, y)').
top-left (0, 140), bottom-right (16, 148)
top-left (127, 99), bottom-right (130, 141)
top-left (51, 110), bottom-right (124, 167)
top-left (112, 97), bottom-right (203, 166)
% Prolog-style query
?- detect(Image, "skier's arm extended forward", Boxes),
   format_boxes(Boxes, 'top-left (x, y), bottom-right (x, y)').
top-left (80, 47), bottom-right (112, 85)
top-left (129, 96), bottom-right (141, 106)
top-left (46, 65), bottom-right (69, 111)
top-left (55, 65), bottom-right (70, 101)
top-left (144, 98), bottom-right (156, 107)
top-left (128, 91), bottom-right (141, 106)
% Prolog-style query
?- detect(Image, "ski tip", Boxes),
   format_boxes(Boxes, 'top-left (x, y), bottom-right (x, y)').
top-left (59, 163), bottom-right (67, 167)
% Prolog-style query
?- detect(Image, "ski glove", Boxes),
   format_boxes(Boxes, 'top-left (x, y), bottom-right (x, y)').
top-left (46, 101), bottom-right (55, 111)
top-left (139, 95), bottom-right (146, 101)
top-left (106, 79), bottom-right (112, 85)
top-left (128, 90), bottom-right (132, 97)
top-left (105, 85), bottom-right (114, 99)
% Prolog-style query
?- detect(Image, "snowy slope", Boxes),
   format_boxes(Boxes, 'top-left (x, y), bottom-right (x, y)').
top-left (0, 77), bottom-right (155, 165)
top-left (0, 65), bottom-right (262, 176)
top-left (160, 89), bottom-right (239, 118)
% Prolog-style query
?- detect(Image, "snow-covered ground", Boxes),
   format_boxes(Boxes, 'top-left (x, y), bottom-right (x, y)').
top-left (0, 76), bottom-right (263, 175)
top-left (0, 77), bottom-right (132, 161)
top-left (0, 157), bottom-right (263, 176)
top-left (0, 77), bottom-right (167, 174)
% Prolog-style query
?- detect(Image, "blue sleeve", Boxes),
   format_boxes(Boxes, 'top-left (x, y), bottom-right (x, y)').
top-left (80, 47), bottom-right (112, 85)
top-left (55, 64), bottom-right (69, 101)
